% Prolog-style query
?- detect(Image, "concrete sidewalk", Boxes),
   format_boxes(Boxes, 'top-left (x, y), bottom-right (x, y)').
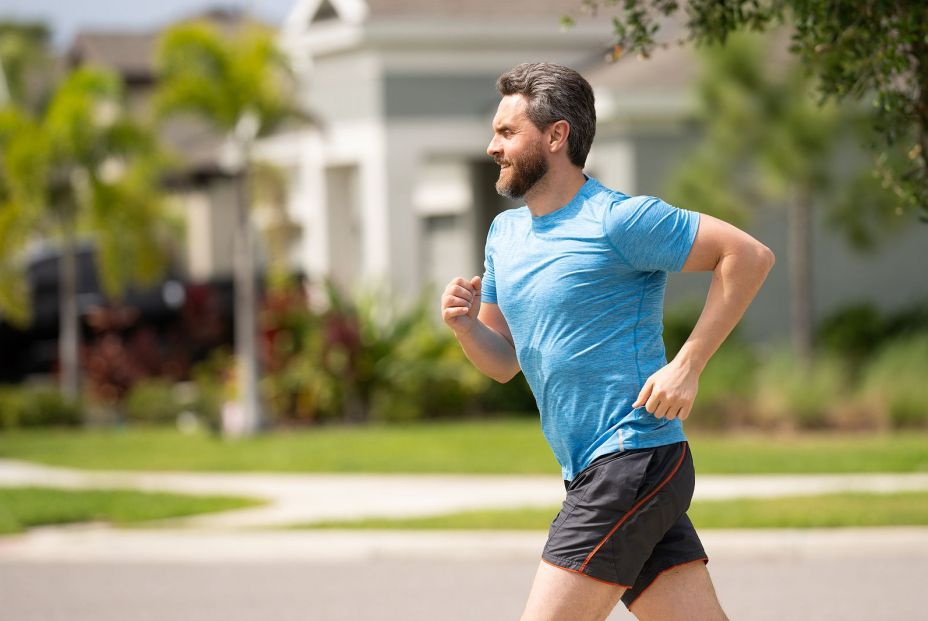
top-left (2, 458), bottom-right (928, 528)
top-left (3, 523), bottom-right (928, 563)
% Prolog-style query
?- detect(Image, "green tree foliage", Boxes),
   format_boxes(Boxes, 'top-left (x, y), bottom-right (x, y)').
top-left (0, 20), bottom-right (53, 110)
top-left (0, 64), bottom-right (170, 397)
top-left (43, 69), bottom-right (168, 293)
top-left (0, 108), bottom-right (46, 324)
top-left (664, 31), bottom-right (901, 361)
top-left (154, 21), bottom-right (295, 133)
top-left (570, 0), bottom-right (928, 221)
top-left (154, 18), bottom-right (303, 435)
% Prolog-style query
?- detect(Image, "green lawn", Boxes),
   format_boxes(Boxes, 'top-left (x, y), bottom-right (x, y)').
top-left (294, 491), bottom-right (928, 530)
top-left (0, 486), bottom-right (267, 535)
top-left (0, 419), bottom-right (926, 474)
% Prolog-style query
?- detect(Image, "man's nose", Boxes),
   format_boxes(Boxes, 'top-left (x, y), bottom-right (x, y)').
top-left (487, 136), bottom-right (500, 158)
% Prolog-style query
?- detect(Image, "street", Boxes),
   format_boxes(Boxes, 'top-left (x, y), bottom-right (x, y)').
top-left (1, 554), bottom-right (925, 620)
top-left (2, 527), bottom-right (926, 620)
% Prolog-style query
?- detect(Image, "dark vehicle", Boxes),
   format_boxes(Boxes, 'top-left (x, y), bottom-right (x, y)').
top-left (0, 242), bottom-right (234, 385)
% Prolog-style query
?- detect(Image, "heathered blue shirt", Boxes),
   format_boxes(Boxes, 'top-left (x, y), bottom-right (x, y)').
top-left (481, 176), bottom-right (701, 482)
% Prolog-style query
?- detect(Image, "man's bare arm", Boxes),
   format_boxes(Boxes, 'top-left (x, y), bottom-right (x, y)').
top-left (634, 213), bottom-right (775, 420)
top-left (441, 276), bottom-right (520, 383)
top-left (675, 213), bottom-right (775, 374)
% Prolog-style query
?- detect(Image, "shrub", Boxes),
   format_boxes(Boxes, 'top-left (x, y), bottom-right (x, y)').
top-left (815, 302), bottom-right (884, 367)
top-left (188, 348), bottom-right (233, 431)
top-left (257, 278), bottom-right (495, 425)
top-left (662, 300), bottom-right (703, 360)
top-left (369, 316), bottom-right (490, 422)
top-left (859, 333), bottom-right (928, 429)
top-left (352, 286), bottom-right (490, 422)
top-left (753, 345), bottom-right (852, 430)
top-left (123, 379), bottom-right (183, 425)
top-left (0, 384), bottom-right (82, 429)
top-left (689, 341), bottom-right (759, 429)
top-left (883, 298), bottom-right (928, 340)
top-left (816, 298), bottom-right (928, 378)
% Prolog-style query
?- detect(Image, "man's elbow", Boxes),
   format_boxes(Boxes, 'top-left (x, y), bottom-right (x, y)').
top-left (757, 244), bottom-right (776, 271)
top-left (492, 367), bottom-right (520, 384)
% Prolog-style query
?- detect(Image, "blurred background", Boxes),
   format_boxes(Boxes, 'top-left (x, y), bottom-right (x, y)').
top-left (0, 1), bottom-right (926, 619)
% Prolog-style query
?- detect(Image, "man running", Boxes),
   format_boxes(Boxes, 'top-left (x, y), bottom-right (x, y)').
top-left (440, 62), bottom-right (774, 620)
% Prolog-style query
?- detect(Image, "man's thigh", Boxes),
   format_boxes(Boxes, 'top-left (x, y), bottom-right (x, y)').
top-left (628, 559), bottom-right (727, 621)
top-left (520, 560), bottom-right (626, 621)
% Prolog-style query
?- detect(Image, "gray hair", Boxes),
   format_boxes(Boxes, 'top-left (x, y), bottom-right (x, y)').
top-left (496, 62), bottom-right (596, 168)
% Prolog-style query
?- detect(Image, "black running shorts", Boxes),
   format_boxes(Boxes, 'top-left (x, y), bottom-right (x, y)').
top-left (541, 441), bottom-right (708, 609)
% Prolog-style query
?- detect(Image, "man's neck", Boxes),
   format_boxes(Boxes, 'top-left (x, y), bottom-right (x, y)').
top-left (523, 167), bottom-right (588, 218)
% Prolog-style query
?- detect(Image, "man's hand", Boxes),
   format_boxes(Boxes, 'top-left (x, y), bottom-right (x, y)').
top-left (632, 357), bottom-right (700, 421)
top-left (441, 276), bottom-right (482, 335)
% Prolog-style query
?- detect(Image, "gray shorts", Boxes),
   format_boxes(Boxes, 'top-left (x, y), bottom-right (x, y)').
top-left (541, 441), bottom-right (708, 608)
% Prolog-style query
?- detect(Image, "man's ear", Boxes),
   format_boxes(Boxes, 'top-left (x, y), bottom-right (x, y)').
top-left (547, 120), bottom-right (571, 154)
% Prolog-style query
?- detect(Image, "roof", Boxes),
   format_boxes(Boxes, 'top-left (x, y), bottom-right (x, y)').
top-left (584, 25), bottom-right (795, 94)
top-left (365, 0), bottom-right (581, 19)
top-left (68, 31), bottom-right (158, 82)
top-left (585, 42), bottom-right (696, 95)
top-left (66, 9), bottom-right (270, 81)
top-left (66, 9), bottom-right (272, 179)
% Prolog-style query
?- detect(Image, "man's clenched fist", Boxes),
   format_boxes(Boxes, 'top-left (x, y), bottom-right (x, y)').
top-left (441, 275), bottom-right (482, 335)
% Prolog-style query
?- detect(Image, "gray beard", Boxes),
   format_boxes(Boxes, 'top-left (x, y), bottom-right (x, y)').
top-left (495, 147), bottom-right (549, 200)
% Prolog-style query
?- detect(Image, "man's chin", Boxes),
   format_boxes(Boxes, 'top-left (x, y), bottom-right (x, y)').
top-left (495, 172), bottom-right (516, 199)
top-left (495, 181), bottom-right (521, 200)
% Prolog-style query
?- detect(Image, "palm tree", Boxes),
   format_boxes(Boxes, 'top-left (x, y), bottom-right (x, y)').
top-left (0, 20), bottom-right (53, 110)
top-left (0, 107), bottom-right (44, 326)
top-left (154, 18), bottom-right (301, 436)
top-left (0, 66), bottom-right (169, 400)
top-left (0, 21), bottom-right (54, 325)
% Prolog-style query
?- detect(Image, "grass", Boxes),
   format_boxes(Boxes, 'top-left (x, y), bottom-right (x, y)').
top-left (293, 491), bottom-right (928, 530)
top-left (0, 486), bottom-right (267, 536)
top-left (0, 419), bottom-right (927, 474)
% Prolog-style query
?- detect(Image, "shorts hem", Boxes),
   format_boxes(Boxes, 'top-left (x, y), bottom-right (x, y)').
top-left (622, 556), bottom-right (710, 609)
top-left (540, 555), bottom-right (633, 589)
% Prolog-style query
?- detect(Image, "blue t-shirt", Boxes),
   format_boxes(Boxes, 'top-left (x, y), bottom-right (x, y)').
top-left (481, 176), bottom-right (700, 481)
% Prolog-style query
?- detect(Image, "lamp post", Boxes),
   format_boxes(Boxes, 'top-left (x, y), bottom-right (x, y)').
top-left (219, 110), bottom-right (263, 437)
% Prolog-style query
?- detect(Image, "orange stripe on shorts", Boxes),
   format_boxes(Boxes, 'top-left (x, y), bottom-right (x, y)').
top-left (579, 442), bottom-right (688, 573)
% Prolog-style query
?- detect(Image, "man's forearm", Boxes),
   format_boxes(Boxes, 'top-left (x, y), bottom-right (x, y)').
top-left (675, 246), bottom-right (774, 374)
top-left (454, 321), bottom-right (520, 383)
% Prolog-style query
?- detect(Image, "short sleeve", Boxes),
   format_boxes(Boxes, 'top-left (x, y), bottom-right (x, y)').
top-left (481, 214), bottom-right (500, 304)
top-left (603, 195), bottom-right (700, 272)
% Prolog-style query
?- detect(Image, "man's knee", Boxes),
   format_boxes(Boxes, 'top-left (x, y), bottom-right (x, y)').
top-left (629, 560), bottom-right (727, 621)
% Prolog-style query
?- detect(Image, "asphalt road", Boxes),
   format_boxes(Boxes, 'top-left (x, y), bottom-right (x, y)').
top-left (2, 553), bottom-right (925, 620)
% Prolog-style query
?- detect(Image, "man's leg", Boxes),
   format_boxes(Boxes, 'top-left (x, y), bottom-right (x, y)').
top-left (628, 559), bottom-right (728, 621)
top-left (520, 561), bottom-right (626, 621)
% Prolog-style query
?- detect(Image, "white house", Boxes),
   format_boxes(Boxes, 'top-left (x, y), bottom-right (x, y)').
top-left (271, 0), bottom-right (928, 344)
top-left (68, 2), bottom-right (928, 345)
top-left (271, 0), bottom-right (614, 300)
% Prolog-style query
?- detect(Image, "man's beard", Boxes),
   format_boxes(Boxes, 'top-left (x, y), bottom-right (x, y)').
top-left (495, 142), bottom-right (549, 200)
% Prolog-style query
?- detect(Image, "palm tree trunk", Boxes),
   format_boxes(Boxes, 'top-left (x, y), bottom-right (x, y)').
top-left (788, 190), bottom-right (814, 366)
top-left (59, 221), bottom-right (80, 400)
top-left (231, 166), bottom-right (262, 436)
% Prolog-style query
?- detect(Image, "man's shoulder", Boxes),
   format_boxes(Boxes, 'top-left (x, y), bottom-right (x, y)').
top-left (591, 185), bottom-right (677, 220)
top-left (581, 177), bottom-right (633, 208)
top-left (489, 206), bottom-right (529, 232)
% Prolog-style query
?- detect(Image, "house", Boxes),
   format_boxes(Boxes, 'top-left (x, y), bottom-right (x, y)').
top-left (277, 0), bottom-right (928, 344)
top-left (67, 1), bottom-right (928, 347)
